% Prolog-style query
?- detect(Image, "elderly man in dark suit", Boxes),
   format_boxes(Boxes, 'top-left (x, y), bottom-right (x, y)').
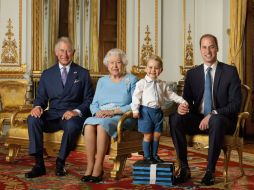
top-left (170, 34), bottom-right (242, 185)
top-left (25, 37), bottom-right (94, 178)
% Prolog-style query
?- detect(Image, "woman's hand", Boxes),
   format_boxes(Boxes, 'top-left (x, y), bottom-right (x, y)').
top-left (95, 110), bottom-right (114, 118)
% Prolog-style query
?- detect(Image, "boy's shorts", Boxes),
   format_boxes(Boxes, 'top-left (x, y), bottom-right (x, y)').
top-left (138, 105), bottom-right (163, 133)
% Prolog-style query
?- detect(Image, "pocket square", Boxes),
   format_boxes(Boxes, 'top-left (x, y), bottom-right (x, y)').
top-left (74, 79), bottom-right (80, 83)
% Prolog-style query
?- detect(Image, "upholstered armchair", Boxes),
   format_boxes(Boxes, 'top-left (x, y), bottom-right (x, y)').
top-left (184, 84), bottom-right (251, 182)
top-left (0, 80), bottom-right (31, 135)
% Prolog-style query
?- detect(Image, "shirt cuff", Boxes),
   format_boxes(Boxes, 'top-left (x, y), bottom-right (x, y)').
top-left (73, 109), bottom-right (82, 117)
top-left (211, 110), bottom-right (218, 114)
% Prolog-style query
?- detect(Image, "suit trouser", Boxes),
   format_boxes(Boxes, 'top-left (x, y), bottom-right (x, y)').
top-left (169, 113), bottom-right (234, 172)
top-left (27, 115), bottom-right (84, 160)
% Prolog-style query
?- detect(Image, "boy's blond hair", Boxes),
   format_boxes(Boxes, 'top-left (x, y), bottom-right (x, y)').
top-left (147, 54), bottom-right (163, 69)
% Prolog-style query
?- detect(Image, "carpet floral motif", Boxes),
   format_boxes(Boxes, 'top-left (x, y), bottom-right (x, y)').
top-left (0, 137), bottom-right (254, 190)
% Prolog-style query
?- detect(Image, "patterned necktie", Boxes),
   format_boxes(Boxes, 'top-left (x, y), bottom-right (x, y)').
top-left (204, 67), bottom-right (212, 116)
top-left (61, 67), bottom-right (67, 86)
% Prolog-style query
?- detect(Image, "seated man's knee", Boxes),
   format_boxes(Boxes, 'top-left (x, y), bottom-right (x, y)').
top-left (27, 115), bottom-right (43, 127)
top-left (64, 118), bottom-right (83, 134)
top-left (209, 115), bottom-right (228, 131)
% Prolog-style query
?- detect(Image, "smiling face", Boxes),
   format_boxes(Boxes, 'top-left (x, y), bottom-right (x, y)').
top-left (107, 55), bottom-right (124, 77)
top-left (55, 41), bottom-right (75, 66)
top-left (200, 36), bottom-right (218, 65)
top-left (145, 59), bottom-right (163, 80)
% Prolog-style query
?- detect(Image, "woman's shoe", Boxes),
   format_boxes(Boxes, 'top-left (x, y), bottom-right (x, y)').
top-left (80, 175), bottom-right (91, 182)
top-left (90, 171), bottom-right (104, 183)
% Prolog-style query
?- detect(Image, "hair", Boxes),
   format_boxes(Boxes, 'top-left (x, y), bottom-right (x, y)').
top-left (103, 48), bottom-right (128, 66)
top-left (54, 37), bottom-right (74, 52)
top-left (146, 54), bottom-right (163, 69)
top-left (199, 34), bottom-right (218, 49)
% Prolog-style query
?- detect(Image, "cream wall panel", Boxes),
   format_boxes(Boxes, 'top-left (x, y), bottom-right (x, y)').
top-left (0, 0), bottom-right (20, 64)
top-left (0, 0), bottom-right (29, 78)
top-left (161, 0), bottom-right (183, 82)
top-left (24, 0), bottom-right (32, 78)
top-left (161, 0), bottom-right (230, 82)
top-left (126, 0), bottom-right (161, 73)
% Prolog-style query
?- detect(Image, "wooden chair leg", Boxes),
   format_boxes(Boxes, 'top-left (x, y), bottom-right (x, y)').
top-left (223, 147), bottom-right (231, 183)
top-left (109, 154), bottom-right (129, 179)
top-left (237, 147), bottom-right (245, 176)
top-left (5, 144), bottom-right (21, 162)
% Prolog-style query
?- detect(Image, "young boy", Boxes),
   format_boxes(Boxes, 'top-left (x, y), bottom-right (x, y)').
top-left (131, 55), bottom-right (189, 163)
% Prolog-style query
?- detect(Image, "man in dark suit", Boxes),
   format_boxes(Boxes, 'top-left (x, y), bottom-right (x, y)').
top-left (170, 34), bottom-right (242, 185)
top-left (25, 37), bottom-right (94, 178)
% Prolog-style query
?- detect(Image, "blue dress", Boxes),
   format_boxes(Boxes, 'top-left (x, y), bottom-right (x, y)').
top-left (83, 74), bottom-right (138, 138)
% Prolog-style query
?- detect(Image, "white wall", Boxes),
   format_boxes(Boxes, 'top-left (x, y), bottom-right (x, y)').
top-left (161, 0), bottom-right (184, 82)
top-left (194, 0), bottom-right (230, 65)
top-left (160, 0), bottom-right (230, 82)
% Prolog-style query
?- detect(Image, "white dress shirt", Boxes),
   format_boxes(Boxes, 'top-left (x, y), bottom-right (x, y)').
top-left (131, 75), bottom-right (187, 113)
top-left (59, 63), bottom-right (71, 74)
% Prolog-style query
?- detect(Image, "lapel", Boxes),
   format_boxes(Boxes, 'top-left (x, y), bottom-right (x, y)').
top-left (52, 64), bottom-right (64, 93)
top-left (196, 64), bottom-right (205, 101)
top-left (213, 62), bottom-right (222, 104)
top-left (62, 63), bottom-right (78, 96)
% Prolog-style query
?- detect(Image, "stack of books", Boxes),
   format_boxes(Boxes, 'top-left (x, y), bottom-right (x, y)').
top-left (132, 160), bottom-right (174, 187)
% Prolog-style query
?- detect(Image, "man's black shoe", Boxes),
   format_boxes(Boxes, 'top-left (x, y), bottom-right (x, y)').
top-left (55, 158), bottom-right (67, 176)
top-left (174, 167), bottom-right (191, 184)
top-left (25, 165), bottom-right (46, 178)
top-left (201, 171), bottom-right (215, 186)
top-left (152, 156), bottom-right (164, 163)
top-left (55, 165), bottom-right (67, 176)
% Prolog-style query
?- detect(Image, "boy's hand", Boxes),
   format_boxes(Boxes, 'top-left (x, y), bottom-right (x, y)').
top-left (132, 112), bottom-right (140, 118)
top-left (177, 102), bottom-right (189, 115)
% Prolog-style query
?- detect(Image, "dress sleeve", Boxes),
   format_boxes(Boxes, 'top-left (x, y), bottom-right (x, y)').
top-left (89, 78), bottom-right (102, 115)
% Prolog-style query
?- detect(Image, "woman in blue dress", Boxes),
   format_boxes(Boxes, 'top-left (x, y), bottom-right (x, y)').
top-left (81, 48), bottom-right (138, 183)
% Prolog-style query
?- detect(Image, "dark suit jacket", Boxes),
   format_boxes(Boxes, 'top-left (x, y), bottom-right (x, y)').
top-left (33, 62), bottom-right (94, 120)
top-left (183, 61), bottom-right (242, 121)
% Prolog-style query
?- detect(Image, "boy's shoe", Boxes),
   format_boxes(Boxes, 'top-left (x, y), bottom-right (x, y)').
top-left (152, 156), bottom-right (164, 163)
top-left (143, 157), bottom-right (154, 164)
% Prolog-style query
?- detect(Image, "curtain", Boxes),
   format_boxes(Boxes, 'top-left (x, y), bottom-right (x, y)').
top-left (90, 0), bottom-right (99, 72)
top-left (228, 0), bottom-right (247, 80)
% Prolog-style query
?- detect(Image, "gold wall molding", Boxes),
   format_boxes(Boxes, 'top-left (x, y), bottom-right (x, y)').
top-left (85, 0), bottom-right (89, 18)
top-left (184, 24), bottom-right (194, 67)
top-left (117, 0), bottom-right (126, 51)
top-left (1, 19), bottom-right (18, 64)
top-left (132, 25), bottom-right (154, 78)
top-left (178, 0), bottom-right (196, 95)
top-left (48, 0), bottom-right (58, 68)
top-left (155, 0), bottom-right (158, 54)
top-left (138, 0), bottom-right (158, 65)
top-left (140, 25), bottom-right (154, 67)
top-left (0, 0), bottom-right (26, 78)
top-left (32, 0), bottom-right (43, 79)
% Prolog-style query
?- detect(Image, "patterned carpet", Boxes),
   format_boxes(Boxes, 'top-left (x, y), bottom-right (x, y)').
top-left (0, 136), bottom-right (254, 190)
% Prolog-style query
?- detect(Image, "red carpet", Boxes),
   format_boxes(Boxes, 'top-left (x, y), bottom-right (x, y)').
top-left (0, 138), bottom-right (254, 189)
